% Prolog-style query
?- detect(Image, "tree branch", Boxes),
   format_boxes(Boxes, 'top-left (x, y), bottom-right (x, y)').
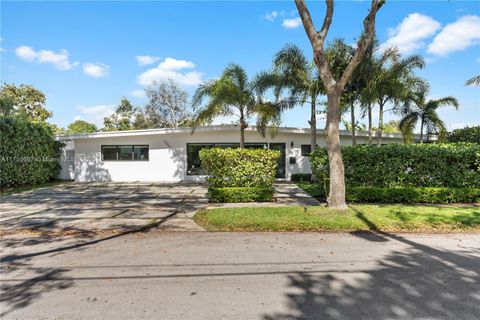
top-left (337, 0), bottom-right (383, 90)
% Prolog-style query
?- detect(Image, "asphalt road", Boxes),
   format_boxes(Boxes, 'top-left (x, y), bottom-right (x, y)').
top-left (1, 232), bottom-right (479, 320)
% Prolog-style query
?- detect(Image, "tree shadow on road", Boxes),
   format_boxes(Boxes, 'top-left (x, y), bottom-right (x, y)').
top-left (263, 211), bottom-right (480, 320)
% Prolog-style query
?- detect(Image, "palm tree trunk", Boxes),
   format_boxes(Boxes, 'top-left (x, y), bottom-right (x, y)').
top-left (350, 100), bottom-right (356, 145)
top-left (310, 95), bottom-right (317, 152)
top-left (377, 102), bottom-right (384, 146)
top-left (419, 118), bottom-right (424, 143)
top-left (325, 93), bottom-right (348, 210)
top-left (368, 103), bottom-right (372, 144)
top-left (239, 111), bottom-right (246, 148)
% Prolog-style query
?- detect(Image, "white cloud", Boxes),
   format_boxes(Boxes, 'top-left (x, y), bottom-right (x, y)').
top-left (137, 57), bottom-right (203, 86)
top-left (131, 89), bottom-right (146, 98)
top-left (75, 104), bottom-right (115, 128)
top-left (15, 45), bottom-right (79, 70)
top-left (428, 15), bottom-right (480, 56)
top-left (282, 17), bottom-right (302, 29)
top-left (265, 11), bottom-right (279, 22)
top-left (136, 55), bottom-right (160, 66)
top-left (83, 62), bottom-right (110, 78)
top-left (380, 13), bottom-right (441, 54)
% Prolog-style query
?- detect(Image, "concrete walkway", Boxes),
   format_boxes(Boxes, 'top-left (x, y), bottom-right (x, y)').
top-left (1, 232), bottom-right (478, 319)
top-left (1, 182), bottom-right (321, 234)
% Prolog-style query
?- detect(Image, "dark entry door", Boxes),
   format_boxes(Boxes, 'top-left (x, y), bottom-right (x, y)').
top-left (269, 143), bottom-right (286, 178)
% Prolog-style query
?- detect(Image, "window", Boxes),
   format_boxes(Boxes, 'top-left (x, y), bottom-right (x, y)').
top-left (301, 144), bottom-right (311, 156)
top-left (101, 145), bottom-right (149, 161)
top-left (186, 143), bottom-right (268, 175)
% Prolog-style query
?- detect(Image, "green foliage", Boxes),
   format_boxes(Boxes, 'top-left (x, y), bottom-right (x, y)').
top-left (103, 98), bottom-right (137, 131)
top-left (0, 83), bottom-right (52, 122)
top-left (311, 144), bottom-right (480, 188)
top-left (1, 116), bottom-right (63, 189)
top-left (208, 187), bottom-right (274, 203)
top-left (290, 173), bottom-right (312, 182)
top-left (199, 148), bottom-right (279, 188)
top-left (448, 126), bottom-right (480, 143)
top-left (346, 187), bottom-right (480, 204)
top-left (67, 119), bottom-right (97, 134)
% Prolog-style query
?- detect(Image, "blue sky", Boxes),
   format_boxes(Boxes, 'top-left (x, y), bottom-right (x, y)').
top-left (1, 0), bottom-right (479, 131)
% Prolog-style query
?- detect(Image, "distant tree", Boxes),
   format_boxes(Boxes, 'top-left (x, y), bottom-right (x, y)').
top-left (192, 64), bottom-right (281, 148)
top-left (448, 126), bottom-right (480, 143)
top-left (381, 120), bottom-right (401, 134)
top-left (103, 98), bottom-right (136, 131)
top-left (67, 119), bottom-right (97, 134)
top-left (145, 79), bottom-right (192, 128)
top-left (399, 87), bottom-right (459, 143)
top-left (0, 83), bottom-right (52, 121)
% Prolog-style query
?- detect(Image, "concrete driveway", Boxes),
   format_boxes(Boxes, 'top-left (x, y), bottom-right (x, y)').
top-left (0, 182), bottom-right (209, 234)
top-left (1, 232), bottom-right (479, 319)
top-left (0, 182), bottom-right (319, 235)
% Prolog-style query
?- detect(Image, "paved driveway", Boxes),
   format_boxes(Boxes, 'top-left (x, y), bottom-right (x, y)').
top-left (1, 182), bottom-right (320, 235)
top-left (0, 182), bottom-right (209, 234)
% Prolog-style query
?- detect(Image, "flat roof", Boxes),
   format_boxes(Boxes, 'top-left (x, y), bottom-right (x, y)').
top-left (57, 124), bottom-right (417, 140)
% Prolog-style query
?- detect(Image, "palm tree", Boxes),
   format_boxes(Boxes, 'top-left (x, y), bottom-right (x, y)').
top-left (256, 44), bottom-right (324, 153)
top-left (362, 50), bottom-right (425, 145)
top-left (192, 63), bottom-right (280, 148)
top-left (466, 75), bottom-right (480, 87)
top-left (399, 87), bottom-right (459, 143)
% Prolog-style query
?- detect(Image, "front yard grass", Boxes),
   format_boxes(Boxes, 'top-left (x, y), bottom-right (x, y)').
top-left (194, 204), bottom-right (480, 232)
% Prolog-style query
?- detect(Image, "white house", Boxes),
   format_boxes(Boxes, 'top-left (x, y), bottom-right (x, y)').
top-left (57, 125), bottom-right (408, 182)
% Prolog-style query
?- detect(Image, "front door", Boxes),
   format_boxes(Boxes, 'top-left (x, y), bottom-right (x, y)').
top-left (269, 143), bottom-right (286, 178)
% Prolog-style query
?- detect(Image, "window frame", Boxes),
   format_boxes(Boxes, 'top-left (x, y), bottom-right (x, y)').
top-left (101, 145), bottom-right (149, 161)
top-left (301, 144), bottom-right (312, 157)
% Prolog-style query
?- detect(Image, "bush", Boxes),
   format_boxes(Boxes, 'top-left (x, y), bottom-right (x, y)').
top-left (347, 187), bottom-right (480, 204)
top-left (291, 173), bottom-right (312, 182)
top-left (199, 148), bottom-right (279, 188)
top-left (311, 144), bottom-right (480, 188)
top-left (0, 116), bottom-right (63, 189)
top-left (208, 187), bottom-right (274, 203)
top-left (448, 126), bottom-right (480, 143)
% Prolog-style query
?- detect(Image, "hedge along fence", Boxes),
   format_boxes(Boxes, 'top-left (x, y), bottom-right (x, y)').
top-left (1, 116), bottom-right (64, 189)
top-left (311, 144), bottom-right (480, 189)
top-left (199, 148), bottom-right (280, 202)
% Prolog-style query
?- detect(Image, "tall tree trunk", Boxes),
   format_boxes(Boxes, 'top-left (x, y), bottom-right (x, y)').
top-left (239, 112), bottom-right (246, 148)
top-left (310, 95), bottom-right (317, 151)
top-left (377, 102), bottom-right (384, 146)
top-left (350, 100), bottom-right (356, 145)
top-left (419, 118), bottom-right (424, 143)
top-left (325, 93), bottom-right (348, 210)
top-left (368, 103), bottom-right (373, 144)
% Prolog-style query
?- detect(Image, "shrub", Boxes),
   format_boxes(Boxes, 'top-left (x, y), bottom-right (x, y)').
top-left (291, 173), bottom-right (312, 182)
top-left (311, 144), bottom-right (480, 188)
top-left (347, 187), bottom-right (480, 204)
top-left (0, 116), bottom-right (63, 189)
top-left (448, 126), bottom-right (480, 143)
top-left (199, 148), bottom-right (279, 188)
top-left (208, 187), bottom-right (274, 203)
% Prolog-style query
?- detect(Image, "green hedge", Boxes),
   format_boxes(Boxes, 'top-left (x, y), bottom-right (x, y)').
top-left (311, 144), bottom-right (480, 188)
top-left (208, 187), bottom-right (274, 203)
top-left (199, 148), bottom-right (279, 188)
top-left (1, 116), bottom-right (63, 189)
top-left (448, 126), bottom-right (480, 143)
top-left (347, 187), bottom-right (480, 204)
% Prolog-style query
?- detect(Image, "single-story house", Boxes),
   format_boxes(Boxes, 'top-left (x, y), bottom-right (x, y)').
top-left (57, 125), bottom-right (411, 182)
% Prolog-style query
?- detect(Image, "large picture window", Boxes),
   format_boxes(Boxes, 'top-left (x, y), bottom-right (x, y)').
top-left (186, 143), bottom-right (267, 175)
top-left (101, 145), bottom-right (149, 161)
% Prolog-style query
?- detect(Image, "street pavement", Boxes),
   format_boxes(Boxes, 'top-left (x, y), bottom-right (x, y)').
top-left (1, 232), bottom-right (479, 319)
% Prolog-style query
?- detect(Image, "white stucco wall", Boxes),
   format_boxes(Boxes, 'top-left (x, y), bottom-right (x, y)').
top-left (63, 127), bottom-right (405, 182)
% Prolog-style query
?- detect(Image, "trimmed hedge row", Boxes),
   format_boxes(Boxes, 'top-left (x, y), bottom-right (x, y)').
top-left (347, 187), bottom-right (480, 204)
top-left (200, 148), bottom-right (280, 202)
top-left (1, 116), bottom-right (63, 189)
top-left (448, 126), bottom-right (480, 143)
top-left (208, 187), bottom-right (274, 203)
top-left (311, 144), bottom-right (480, 188)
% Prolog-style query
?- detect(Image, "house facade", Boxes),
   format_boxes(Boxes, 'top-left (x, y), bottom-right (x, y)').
top-left (57, 125), bottom-right (407, 182)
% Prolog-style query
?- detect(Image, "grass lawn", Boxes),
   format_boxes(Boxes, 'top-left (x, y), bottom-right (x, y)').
top-left (0, 180), bottom-right (69, 195)
top-left (194, 204), bottom-right (480, 232)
